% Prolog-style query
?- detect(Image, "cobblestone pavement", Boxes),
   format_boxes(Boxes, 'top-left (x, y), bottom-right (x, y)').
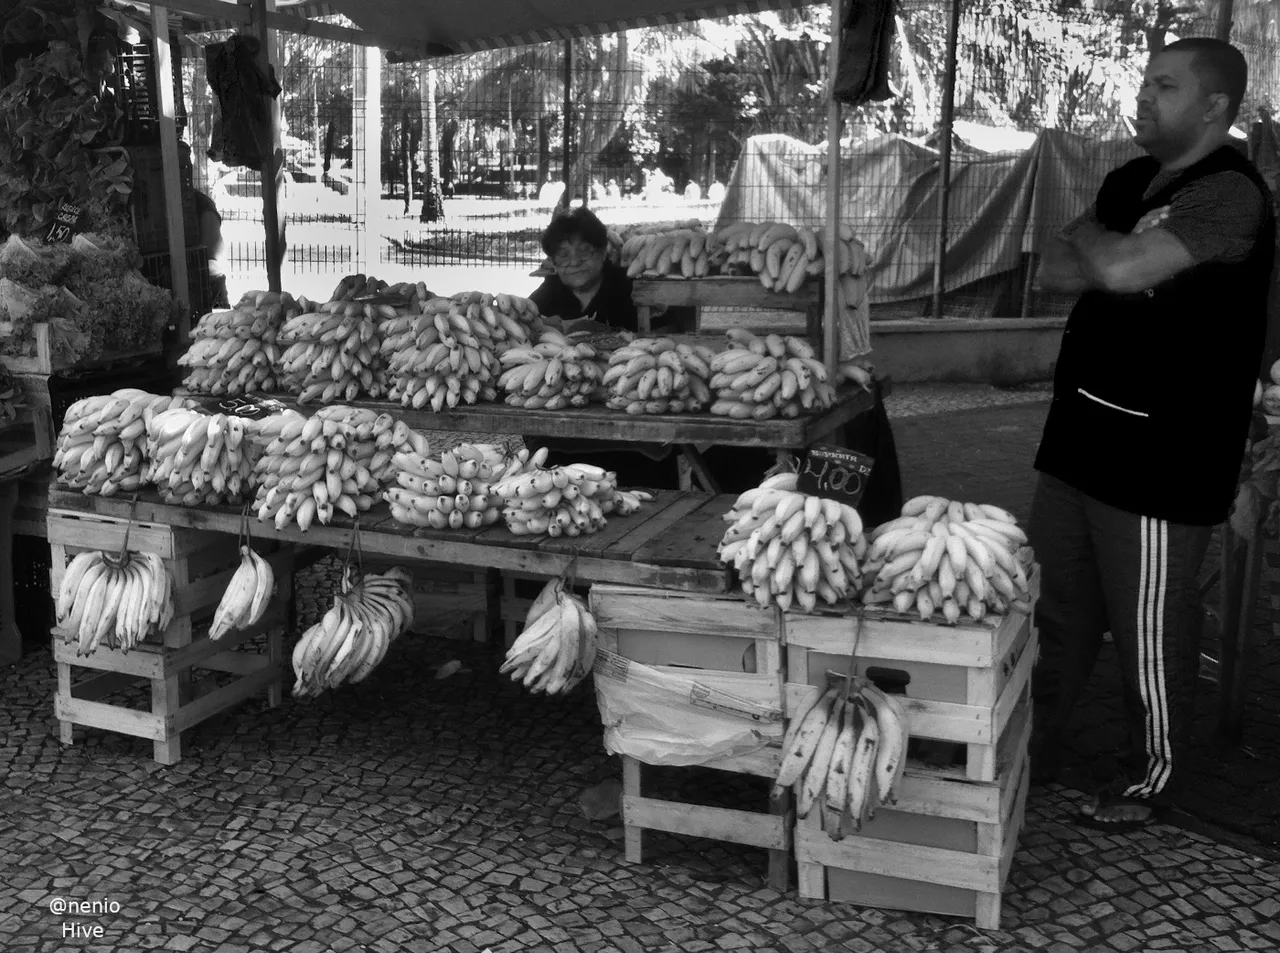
top-left (3, 386), bottom-right (1280, 952)
top-left (4, 631), bottom-right (1280, 953)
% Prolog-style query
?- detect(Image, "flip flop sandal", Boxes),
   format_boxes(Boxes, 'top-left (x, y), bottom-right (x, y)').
top-left (1075, 791), bottom-right (1167, 833)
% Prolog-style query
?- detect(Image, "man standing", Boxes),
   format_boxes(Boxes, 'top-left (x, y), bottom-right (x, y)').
top-left (1032, 38), bottom-right (1274, 831)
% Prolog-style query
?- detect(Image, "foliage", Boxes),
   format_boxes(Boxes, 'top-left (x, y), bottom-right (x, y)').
top-left (0, 1), bottom-right (132, 239)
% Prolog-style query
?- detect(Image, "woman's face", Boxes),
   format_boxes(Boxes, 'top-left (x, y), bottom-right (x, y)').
top-left (553, 237), bottom-right (605, 291)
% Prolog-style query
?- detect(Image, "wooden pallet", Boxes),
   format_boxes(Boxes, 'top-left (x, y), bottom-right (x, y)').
top-left (590, 584), bottom-right (791, 890)
top-left (47, 509), bottom-right (290, 765)
top-left (793, 699), bottom-right (1032, 929)
top-left (783, 580), bottom-right (1037, 784)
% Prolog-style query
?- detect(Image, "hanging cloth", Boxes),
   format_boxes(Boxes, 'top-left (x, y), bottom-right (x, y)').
top-left (833, 0), bottom-right (897, 107)
top-left (205, 34), bottom-right (281, 168)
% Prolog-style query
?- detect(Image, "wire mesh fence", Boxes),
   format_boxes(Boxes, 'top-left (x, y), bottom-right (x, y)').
top-left (171, 3), bottom-right (1280, 316)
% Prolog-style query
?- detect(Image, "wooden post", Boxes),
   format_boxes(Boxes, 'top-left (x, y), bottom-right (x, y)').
top-left (929, 0), bottom-right (963, 320)
top-left (149, 6), bottom-right (190, 342)
top-left (247, 0), bottom-right (284, 292)
top-left (561, 38), bottom-right (573, 209)
top-left (823, 0), bottom-right (843, 378)
top-left (354, 45), bottom-right (383, 273)
top-left (1217, 0), bottom-right (1235, 40)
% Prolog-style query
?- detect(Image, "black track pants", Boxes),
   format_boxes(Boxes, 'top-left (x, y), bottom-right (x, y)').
top-left (1029, 473), bottom-right (1212, 803)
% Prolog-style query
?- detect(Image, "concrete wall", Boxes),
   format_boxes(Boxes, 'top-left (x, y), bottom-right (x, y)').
top-left (866, 317), bottom-right (1066, 385)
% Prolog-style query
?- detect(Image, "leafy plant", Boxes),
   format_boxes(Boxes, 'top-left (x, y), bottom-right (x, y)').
top-left (0, 6), bottom-right (130, 239)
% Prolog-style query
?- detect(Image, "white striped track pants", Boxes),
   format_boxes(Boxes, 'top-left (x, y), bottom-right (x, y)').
top-left (1028, 473), bottom-right (1213, 803)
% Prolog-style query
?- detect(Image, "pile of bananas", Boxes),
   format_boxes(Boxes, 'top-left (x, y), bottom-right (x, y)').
top-left (861, 495), bottom-right (1035, 622)
top-left (144, 408), bottom-right (254, 505)
top-left (55, 391), bottom-right (192, 496)
top-left (493, 461), bottom-right (650, 537)
top-left (275, 299), bottom-right (389, 404)
top-left (244, 409), bottom-right (308, 476)
top-left (621, 225), bottom-right (715, 279)
top-left (209, 545), bottom-right (276, 640)
top-left (385, 442), bottom-right (507, 530)
top-left (178, 290), bottom-right (304, 395)
top-left (382, 292), bottom-right (513, 411)
top-left (708, 330), bottom-right (836, 421)
top-left (602, 337), bottom-right (715, 414)
top-left (497, 330), bottom-right (603, 410)
top-left (718, 471), bottom-right (865, 612)
top-left (776, 680), bottom-right (909, 839)
top-left (713, 221), bottom-right (828, 291)
top-left (54, 550), bottom-right (174, 655)
top-left (291, 565), bottom-right (414, 696)
top-left (500, 577), bottom-right (598, 694)
top-left (251, 414), bottom-right (380, 531)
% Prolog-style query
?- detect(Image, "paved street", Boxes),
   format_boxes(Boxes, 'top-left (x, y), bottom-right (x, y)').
top-left (2, 384), bottom-right (1279, 952)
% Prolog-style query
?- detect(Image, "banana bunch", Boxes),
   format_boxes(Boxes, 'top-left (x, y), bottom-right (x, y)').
top-left (178, 290), bottom-right (305, 395)
top-left (602, 337), bottom-right (715, 414)
top-left (708, 330), bottom-right (837, 421)
top-left (251, 414), bottom-right (380, 531)
top-left (328, 273), bottom-right (426, 305)
top-left (497, 330), bottom-right (602, 410)
top-left (489, 292), bottom-right (546, 353)
top-left (291, 566), bottom-right (414, 697)
top-left (711, 221), bottom-right (827, 291)
top-left (383, 292), bottom-right (510, 411)
top-left (311, 405), bottom-right (429, 490)
top-left (210, 546), bottom-right (275, 639)
top-left (55, 390), bottom-right (193, 496)
top-left (244, 409), bottom-right (309, 477)
top-left (384, 442), bottom-right (507, 530)
top-left (621, 225), bottom-right (714, 279)
top-left (493, 461), bottom-right (650, 537)
top-left (717, 470), bottom-right (866, 612)
top-left (144, 408), bottom-right (254, 505)
top-left (54, 550), bottom-right (174, 655)
top-left (500, 577), bottom-right (598, 694)
top-left (775, 680), bottom-right (910, 839)
top-left (275, 299), bottom-right (390, 404)
top-left (860, 495), bottom-right (1035, 623)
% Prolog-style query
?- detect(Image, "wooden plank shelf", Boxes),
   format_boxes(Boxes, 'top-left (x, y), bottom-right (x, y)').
top-left (172, 388), bottom-right (875, 449)
top-left (46, 485), bottom-right (735, 596)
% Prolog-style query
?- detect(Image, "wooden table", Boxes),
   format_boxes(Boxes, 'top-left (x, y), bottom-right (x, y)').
top-left (46, 485), bottom-right (737, 595)
top-left (178, 387), bottom-right (875, 451)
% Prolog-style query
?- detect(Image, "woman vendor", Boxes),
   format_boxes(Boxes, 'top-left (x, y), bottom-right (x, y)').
top-left (526, 207), bottom-right (688, 488)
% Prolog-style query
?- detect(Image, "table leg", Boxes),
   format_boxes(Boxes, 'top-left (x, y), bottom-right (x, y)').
top-left (1219, 524), bottom-right (1264, 742)
top-left (0, 479), bottom-right (19, 667)
top-left (678, 445), bottom-right (720, 494)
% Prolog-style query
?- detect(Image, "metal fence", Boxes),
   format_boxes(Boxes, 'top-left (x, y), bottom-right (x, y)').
top-left (176, 3), bottom-right (1280, 315)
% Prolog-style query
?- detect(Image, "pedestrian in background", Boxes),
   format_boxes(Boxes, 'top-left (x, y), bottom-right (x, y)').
top-left (1032, 38), bottom-right (1274, 831)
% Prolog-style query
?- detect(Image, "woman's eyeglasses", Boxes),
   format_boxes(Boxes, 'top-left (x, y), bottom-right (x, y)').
top-left (553, 245), bottom-right (603, 267)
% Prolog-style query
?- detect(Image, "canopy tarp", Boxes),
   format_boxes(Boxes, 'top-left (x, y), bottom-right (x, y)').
top-left (716, 125), bottom-right (1145, 305)
top-left (137, 0), bottom-right (814, 55)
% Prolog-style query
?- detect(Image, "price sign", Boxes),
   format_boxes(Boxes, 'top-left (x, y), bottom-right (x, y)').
top-left (44, 201), bottom-right (85, 244)
top-left (796, 444), bottom-right (875, 507)
top-left (191, 395), bottom-right (290, 419)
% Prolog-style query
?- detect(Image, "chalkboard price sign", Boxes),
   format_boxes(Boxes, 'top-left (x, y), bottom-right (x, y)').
top-left (796, 444), bottom-right (875, 507)
top-left (45, 202), bottom-right (85, 244)
top-left (192, 395), bottom-right (291, 419)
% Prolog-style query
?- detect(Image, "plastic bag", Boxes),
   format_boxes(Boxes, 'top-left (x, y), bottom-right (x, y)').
top-left (592, 648), bottom-right (783, 767)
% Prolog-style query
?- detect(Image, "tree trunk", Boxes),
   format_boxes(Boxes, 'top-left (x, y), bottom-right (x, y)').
top-left (403, 109), bottom-right (413, 213)
top-left (537, 114), bottom-right (550, 184)
top-left (418, 65), bottom-right (444, 223)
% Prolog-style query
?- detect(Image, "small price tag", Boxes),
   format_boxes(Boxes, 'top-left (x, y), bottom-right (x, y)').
top-left (45, 201), bottom-right (85, 244)
top-left (192, 395), bottom-right (290, 419)
top-left (796, 444), bottom-right (875, 507)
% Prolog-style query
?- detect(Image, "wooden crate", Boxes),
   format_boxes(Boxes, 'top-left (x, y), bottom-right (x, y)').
top-left (784, 586), bottom-right (1037, 784)
top-left (365, 557), bottom-right (494, 642)
top-left (793, 699), bottom-right (1031, 929)
top-left (1, 413), bottom-right (46, 475)
top-left (590, 584), bottom-right (791, 890)
top-left (48, 509), bottom-right (291, 765)
top-left (631, 275), bottom-right (823, 348)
